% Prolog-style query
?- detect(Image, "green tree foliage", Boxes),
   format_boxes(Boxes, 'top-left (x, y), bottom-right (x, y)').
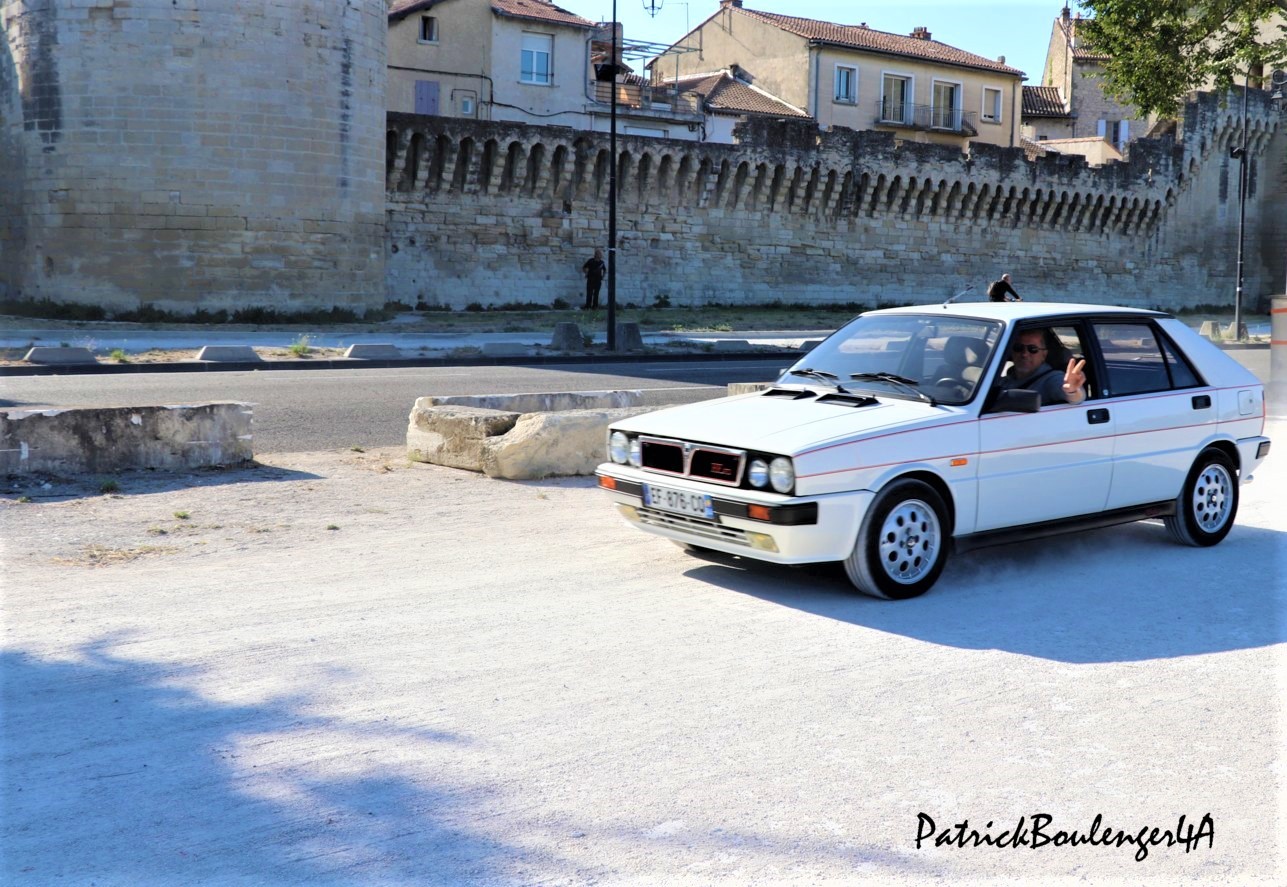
top-left (1078, 0), bottom-right (1287, 117)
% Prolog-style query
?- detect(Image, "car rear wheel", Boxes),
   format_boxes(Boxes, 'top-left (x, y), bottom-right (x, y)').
top-left (1164, 449), bottom-right (1239, 547)
top-left (844, 479), bottom-right (949, 600)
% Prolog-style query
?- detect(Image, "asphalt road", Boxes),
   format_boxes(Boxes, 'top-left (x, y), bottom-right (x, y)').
top-left (1, 349), bottom-right (1269, 454)
top-left (0, 358), bottom-right (794, 453)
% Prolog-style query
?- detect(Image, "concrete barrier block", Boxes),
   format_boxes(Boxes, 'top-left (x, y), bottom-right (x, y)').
top-left (22, 346), bottom-right (98, 365)
top-left (800, 338), bottom-right (825, 351)
top-left (482, 406), bottom-right (659, 479)
top-left (727, 382), bottom-right (774, 396)
top-left (416, 390), bottom-right (643, 413)
top-left (550, 322), bottom-right (584, 351)
top-left (0, 402), bottom-right (253, 474)
top-left (406, 404), bottom-right (521, 470)
top-left (615, 322), bottom-right (644, 351)
top-left (1198, 320), bottom-right (1221, 340)
top-left (344, 343), bottom-right (402, 360)
top-left (196, 345), bottom-right (261, 362)
top-left (712, 339), bottom-right (751, 351)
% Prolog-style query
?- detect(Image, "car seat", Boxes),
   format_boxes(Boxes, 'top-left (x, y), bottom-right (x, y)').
top-left (940, 335), bottom-right (987, 387)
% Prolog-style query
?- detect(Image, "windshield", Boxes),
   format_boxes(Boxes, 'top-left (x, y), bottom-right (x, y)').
top-left (782, 313), bottom-right (1003, 405)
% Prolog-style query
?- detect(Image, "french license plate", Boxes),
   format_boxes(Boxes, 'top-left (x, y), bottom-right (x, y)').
top-left (643, 483), bottom-right (714, 519)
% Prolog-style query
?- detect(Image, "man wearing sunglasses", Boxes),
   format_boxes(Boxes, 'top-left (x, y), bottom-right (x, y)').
top-left (998, 329), bottom-right (1087, 405)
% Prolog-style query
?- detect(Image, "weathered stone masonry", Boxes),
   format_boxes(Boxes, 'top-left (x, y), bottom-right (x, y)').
top-left (387, 91), bottom-right (1285, 311)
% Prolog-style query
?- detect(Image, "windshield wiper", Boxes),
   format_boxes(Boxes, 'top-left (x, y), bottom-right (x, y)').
top-left (789, 367), bottom-right (850, 393)
top-left (848, 372), bottom-right (936, 405)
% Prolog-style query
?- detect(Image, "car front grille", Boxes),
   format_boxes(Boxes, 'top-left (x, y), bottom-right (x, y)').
top-left (636, 507), bottom-right (752, 546)
top-left (638, 436), bottom-right (746, 486)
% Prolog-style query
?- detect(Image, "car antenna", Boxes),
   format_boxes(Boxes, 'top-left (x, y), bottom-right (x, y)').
top-left (943, 284), bottom-right (974, 308)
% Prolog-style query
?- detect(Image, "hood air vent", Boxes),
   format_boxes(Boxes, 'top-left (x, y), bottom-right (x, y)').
top-left (815, 393), bottom-right (879, 408)
top-left (760, 388), bottom-right (818, 399)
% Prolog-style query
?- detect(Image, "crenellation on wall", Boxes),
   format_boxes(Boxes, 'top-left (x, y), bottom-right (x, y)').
top-left (386, 92), bottom-right (1282, 310)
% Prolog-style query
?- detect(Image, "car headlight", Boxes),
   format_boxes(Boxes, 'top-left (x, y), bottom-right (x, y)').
top-left (748, 458), bottom-right (769, 488)
top-left (769, 457), bottom-right (795, 493)
top-left (628, 437), bottom-right (642, 467)
top-left (609, 431), bottom-right (629, 464)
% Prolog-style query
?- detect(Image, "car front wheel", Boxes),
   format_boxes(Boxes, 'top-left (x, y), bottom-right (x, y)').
top-left (1164, 449), bottom-right (1239, 547)
top-left (844, 479), bottom-right (949, 599)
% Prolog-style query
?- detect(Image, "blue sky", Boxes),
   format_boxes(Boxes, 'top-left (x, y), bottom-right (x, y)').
top-left (558, 1), bottom-right (1070, 84)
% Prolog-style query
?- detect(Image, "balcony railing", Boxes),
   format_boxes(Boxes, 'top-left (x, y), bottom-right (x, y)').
top-left (590, 80), bottom-right (701, 117)
top-left (874, 101), bottom-right (978, 136)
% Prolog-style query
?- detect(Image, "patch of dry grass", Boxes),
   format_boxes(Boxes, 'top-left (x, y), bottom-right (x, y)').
top-left (53, 544), bottom-right (178, 567)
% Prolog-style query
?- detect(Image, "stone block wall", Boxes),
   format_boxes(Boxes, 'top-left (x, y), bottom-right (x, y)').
top-left (385, 90), bottom-right (1284, 312)
top-left (0, 0), bottom-right (388, 315)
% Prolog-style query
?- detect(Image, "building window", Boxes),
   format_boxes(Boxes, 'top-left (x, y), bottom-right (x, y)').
top-left (931, 80), bottom-right (961, 130)
top-left (982, 87), bottom-right (1002, 123)
top-left (881, 74), bottom-right (911, 123)
top-left (834, 66), bottom-right (856, 104)
top-left (521, 32), bottom-right (553, 85)
top-left (418, 16), bottom-right (438, 43)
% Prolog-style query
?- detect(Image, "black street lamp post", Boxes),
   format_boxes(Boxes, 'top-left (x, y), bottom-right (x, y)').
top-left (606, 0), bottom-right (618, 352)
top-left (1232, 79), bottom-right (1249, 342)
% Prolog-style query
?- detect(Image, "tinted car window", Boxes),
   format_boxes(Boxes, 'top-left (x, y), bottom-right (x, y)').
top-left (1092, 322), bottom-right (1193, 396)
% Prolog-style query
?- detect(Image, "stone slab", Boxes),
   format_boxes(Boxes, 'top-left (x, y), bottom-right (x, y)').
top-left (196, 346), bottom-right (262, 362)
top-left (482, 406), bottom-right (658, 479)
top-left (0, 402), bottom-right (253, 474)
top-left (406, 405), bottom-right (521, 471)
top-left (22, 347), bottom-right (99, 365)
top-left (344, 344), bottom-right (403, 360)
top-left (416, 391), bottom-right (643, 413)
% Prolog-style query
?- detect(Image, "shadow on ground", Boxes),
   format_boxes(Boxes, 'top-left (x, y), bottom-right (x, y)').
top-left (3, 463), bottom-right (323, 502)
top-left (0, 638), bottom-right (571, 884)
top-left (680, 521), bottom-right (1285, 664)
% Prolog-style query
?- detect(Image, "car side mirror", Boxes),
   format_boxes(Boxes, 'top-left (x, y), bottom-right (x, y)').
top-left (987, 388), bottom-right (1040, 413)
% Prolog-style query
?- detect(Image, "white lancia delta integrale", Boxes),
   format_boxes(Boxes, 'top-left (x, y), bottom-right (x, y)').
top-left (596, 303), bottom-right (1271, 599)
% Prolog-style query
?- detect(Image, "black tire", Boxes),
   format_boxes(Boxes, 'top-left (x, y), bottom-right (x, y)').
top-left (844, 479), bottom-right (950, 600)
top-left (1164, 449), bottom-right (1239, 547)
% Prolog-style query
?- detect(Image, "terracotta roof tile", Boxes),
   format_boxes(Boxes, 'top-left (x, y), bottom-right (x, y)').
top-left (490, 0), bottom-right (595, 29)
top-left (391, 0), bottom-right (594, 29)
top-left (1022, 85), bottom-right (1071, 117)
top-left (740, 8), bottom-right (1024, 77)
top-left (668, 72), bottom-right (810, 118)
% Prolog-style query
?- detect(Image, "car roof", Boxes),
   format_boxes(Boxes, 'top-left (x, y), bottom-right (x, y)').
top-left (871, 302), bottom-right (1170, 322)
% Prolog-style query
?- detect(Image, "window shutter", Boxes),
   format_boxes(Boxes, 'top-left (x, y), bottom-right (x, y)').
top-left (1119, 120), bottom-right (1129, 146)
top-left (1096, 119), bottom-right (1107, 138)
top-left (415, 80), bottom-right (440, 115)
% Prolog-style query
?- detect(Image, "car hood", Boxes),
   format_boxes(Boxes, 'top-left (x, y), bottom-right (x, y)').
top-left (614, 387), bottom-right (963, 455)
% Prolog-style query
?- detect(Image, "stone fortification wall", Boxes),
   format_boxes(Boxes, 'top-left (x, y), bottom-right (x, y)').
top-left (386, 90), bottom-right (1284, 311)
top-left (0, 0), bottom-right (388, 314)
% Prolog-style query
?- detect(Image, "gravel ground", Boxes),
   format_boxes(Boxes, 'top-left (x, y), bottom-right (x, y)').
top-left (2, 430), bottom-right (1283, 885)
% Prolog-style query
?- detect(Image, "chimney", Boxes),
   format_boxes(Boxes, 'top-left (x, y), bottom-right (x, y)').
top-left (1061, 5), bottom-right (1071, 25)
top-left (910, 26), bottom-right (931, 40)
top-left (997, 55), bottom-right (1005, 65)
top-left (719, 0), bottom-right (742, 9)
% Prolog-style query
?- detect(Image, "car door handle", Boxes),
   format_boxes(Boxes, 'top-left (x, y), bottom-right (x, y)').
top-left (1191, 394), bottom-right (1211, 410)
top-left (1087, 408), bottom-right (1110, 424)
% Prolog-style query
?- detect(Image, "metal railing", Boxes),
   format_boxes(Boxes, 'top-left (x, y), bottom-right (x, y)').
top-left (874, 101), bottom-right (978, 135)
top-left (591, 80), bottom-right (701, 116)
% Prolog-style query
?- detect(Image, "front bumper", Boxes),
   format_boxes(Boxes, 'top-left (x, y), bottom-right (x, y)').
top-left (596, 463), bottom-right (874, 564)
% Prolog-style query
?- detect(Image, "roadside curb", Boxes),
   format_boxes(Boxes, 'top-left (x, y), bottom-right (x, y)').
top-left (0, 349), bottom-right (805, 377)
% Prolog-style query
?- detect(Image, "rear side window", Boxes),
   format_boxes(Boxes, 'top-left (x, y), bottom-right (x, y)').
top-left (1092, 322), bottom-right (1202, 396)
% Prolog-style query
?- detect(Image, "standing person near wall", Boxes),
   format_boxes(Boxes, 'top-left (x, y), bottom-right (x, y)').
top-left (582, 248), bottom-right (606, 310)
top-left (987, 273), bottom-right (1022, 302)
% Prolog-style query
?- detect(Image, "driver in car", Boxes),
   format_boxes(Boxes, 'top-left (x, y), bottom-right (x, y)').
top-left (999, 329), bottom-right (1087, 406)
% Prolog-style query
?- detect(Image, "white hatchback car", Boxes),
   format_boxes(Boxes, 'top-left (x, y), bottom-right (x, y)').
top-left (597, 303), bottom-right (1271, 599)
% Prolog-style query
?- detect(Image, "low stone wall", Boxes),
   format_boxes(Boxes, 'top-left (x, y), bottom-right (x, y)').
top-left (0, 403), bottom-right (254, 475)
top-left (406, 390), bottom-right (655, 479)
